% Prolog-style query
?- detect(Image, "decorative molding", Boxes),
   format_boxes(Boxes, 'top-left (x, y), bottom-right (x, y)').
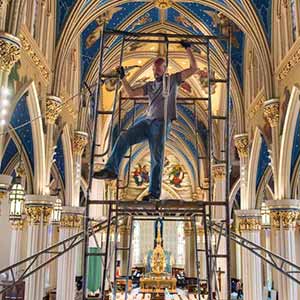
top-left (276, 38), bottom-right (300, 80)
top-left (0, 32), bottom-right (21, 72)
top-left (19, 25), bottom-right (50, 84)
top-left (154, 0), bottom-right (172, 9)
top-left (248, 90), bottom-right (265, 120)
top-left (264, 99), bottom-right (280, 127)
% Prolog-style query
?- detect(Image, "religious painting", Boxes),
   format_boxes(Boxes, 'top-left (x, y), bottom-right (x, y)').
top-left (130, 13), bottom-right (152, 30)
top-left (168, 164), bottom-right (184, 188)
top-left (175, 14), bottom-right (200, 34)
top-left (133, 164), bottom-right (149, 186)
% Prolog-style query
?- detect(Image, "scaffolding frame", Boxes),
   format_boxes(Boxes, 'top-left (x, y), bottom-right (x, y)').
top-left (81, 26), bottom-right (232, 300)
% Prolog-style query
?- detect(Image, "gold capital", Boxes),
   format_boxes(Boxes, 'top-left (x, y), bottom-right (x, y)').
top-left (60, 214), bottom-right (82, 228)
top-left (234, 134), bottom-right (249, 158)
top-left (270, 210), bottom-right (299, 229)
top-left (73, 131), bottom-right (88, 155)
top-left (212, 164), bottom-right (226, 179)
top-left (25, 205), bottom-right (53, 225)
top-left (238, 217), bottom-right (261, 231)
top-left (10, 220), bottom-right (24, 230)
top-left (46, 96), bottom-right (62, 124)
top-left (264, 99), bottom-right (280, 128)
top-left (0, 32), bottom-right (21, 72)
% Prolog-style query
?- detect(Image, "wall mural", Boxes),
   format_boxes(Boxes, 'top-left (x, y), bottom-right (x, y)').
top-left (131, 153), bottom-right (190, 191)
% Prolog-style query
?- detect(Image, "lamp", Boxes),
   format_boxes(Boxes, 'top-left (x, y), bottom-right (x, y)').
top-left (9, 176), bottom-right (25, 220)
top-left (51, 197), bottom-right (62, 225)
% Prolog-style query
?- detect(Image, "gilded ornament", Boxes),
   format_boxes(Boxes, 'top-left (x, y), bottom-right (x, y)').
top-left (263, 100), bottom-right (280, 127)
top-left (154, 0), bottom-right (172, 9)
top-left (73, 131), bottom-right (88, 155)
top-left (19, 32), bottom-right (50, 82)
top-left (270, 210), bottom-right (299, 229)
top-left (212, 164), bottom-right (226, 179)
top-left (151, 224), bottom-right (166, 274)
top-left (46, 96), bottom-right (62, 124)
top-left (25, 205), bottom-right (53, 225)
top-left (234, 134), bottom-right (248, 158)
top-left (0, 32), bottom-right (21, 72)
top-left (60, 214), bottom-right (82, 228)
top-left (239, 217), bottom-right (261, 231)
top-left (278, 47), bottom-right (300, 80)
top-left (10, 220), bottom-right (24, 230)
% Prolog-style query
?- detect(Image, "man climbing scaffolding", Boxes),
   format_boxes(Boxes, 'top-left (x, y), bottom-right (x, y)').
top-left (94, 41), bottom-right (198, 201)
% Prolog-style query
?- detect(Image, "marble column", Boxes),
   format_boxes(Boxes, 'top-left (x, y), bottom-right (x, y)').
top-left (212, 164), bottom-right (227, 299)
top-left (234, 133), bottom-right (249, 280)
top-left (0, 174), bottom-right (12, 215)
top-left (263, 99), bottom-right (280, 199)
top-left (236, 210), bottom-right (263, 300)
top-left (56, 206), bottom-right (84, 300)
top-left (119, 221), bottom-right (130, 276)
top-left (9, 219), bottom-right (24, 277)
top-left (184, 222), bottom-right (196, 277)
top-left (197, 226), bottom-right (207, 281)
top-left (24, 195), bottom-right (55, 300)
top-left (267, 199), bottom-right (300, 300)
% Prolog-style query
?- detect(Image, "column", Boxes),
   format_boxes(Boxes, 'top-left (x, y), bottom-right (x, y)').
top-left (56, 206), bottom-right (84, 300)
top-left (212, 164), bottom-right (227, 299)
top-left (197, 226), bottom-right (207, 281)
top-left (267, 199), bottom-right (300, 300)
top-left (184, 222), bottom-right (196, 277)
top-left (0, 174), bottom-right (12, 215)
top-left (24, 195), bottom-right (55, 300)
top-left (119, 221), bottom-right (130, 276)
top-left (263, 99), bottom-right (280, 199)
top-left (44, 96), bottom-right (62, 186)
top-left (9, 219), bottom-right (24, 274)
top-left (0, 32), bottom-right (21, 160)
top-left (236, 210), bottom-right (263, 300)
top-left (234, 133), bottom-right (249, 280)
top-left (0, 0), bottom-right (9, 30)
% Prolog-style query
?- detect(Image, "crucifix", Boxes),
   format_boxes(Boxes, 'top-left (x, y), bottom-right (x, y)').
top-left (216, 267), bottom-right (225, 292)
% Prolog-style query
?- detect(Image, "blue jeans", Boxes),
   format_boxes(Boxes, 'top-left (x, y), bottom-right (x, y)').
top-left (106, 118), bottom-right (171, 198)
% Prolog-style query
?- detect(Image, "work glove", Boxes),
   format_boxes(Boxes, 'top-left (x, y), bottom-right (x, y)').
top-left (116, 66), bottom-right (125, 79)
top-left (180, 40), bottom-right (191, 49)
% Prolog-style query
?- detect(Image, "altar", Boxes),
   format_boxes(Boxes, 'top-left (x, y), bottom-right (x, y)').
top-left (140, 276), bottom-right (177, 293)
top-left (139, 221), bottom-right (177, 294)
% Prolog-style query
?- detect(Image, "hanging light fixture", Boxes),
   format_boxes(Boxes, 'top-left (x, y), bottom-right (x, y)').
top-left (51, 198), bottom-right (62, 225)
top-left (9, 176), bottom-right (25, 220)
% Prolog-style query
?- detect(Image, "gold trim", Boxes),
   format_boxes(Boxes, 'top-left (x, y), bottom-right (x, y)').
top-left (264, 100), bottom-right (280, 128)
top-left (25, 206), bottom-right (53, 225)
top-left (73, 131), bottom-right (88, 155)
top-left (238, 217), bottom-right (261, 231)
top-left (0, 32), bottom-right (21, 72)
top-left (60, 214), bottom-right (83, 228)
top-left (270, 210), bottom-right (299, 229)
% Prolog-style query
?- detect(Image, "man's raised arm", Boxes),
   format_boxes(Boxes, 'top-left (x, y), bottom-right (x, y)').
top-left (179, 41), bottom-right (198, 82)
top-left (118, 67), bottom-right (144, 97)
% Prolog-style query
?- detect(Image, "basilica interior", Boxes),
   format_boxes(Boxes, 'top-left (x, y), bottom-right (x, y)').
top-left (0, 0), bottom-right (300, 300)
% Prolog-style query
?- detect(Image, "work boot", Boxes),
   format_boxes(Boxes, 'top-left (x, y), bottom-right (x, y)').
top-left (93, 168), bottom-right (118, 180)
top-left (142, 193), bottom-right (159, 202)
